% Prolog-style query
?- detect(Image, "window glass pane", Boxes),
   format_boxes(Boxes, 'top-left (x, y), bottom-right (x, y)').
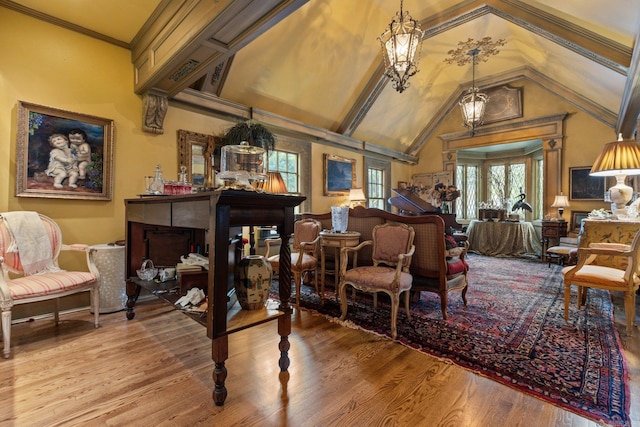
top-left (488, 165), bottom-right (505, 206)
top-left (268, 150), bottom-right (299, 193)
top-left (367, 168), bottom-right (384, 208)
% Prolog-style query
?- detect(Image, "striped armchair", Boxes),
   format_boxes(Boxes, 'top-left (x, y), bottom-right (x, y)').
top-left (0, 212), bottom-right (100, 358)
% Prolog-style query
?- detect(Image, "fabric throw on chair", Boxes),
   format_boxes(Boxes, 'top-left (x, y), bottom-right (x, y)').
top-left (285, 253), bottom-right (631, 427)
top-left (1, 211), bottom-right (59, 275)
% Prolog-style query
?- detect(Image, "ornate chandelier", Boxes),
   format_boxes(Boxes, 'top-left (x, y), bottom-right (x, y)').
top-left (378, 0), bottom-right (423, 93)
top-left (445, 37), bottom-right (506, 134)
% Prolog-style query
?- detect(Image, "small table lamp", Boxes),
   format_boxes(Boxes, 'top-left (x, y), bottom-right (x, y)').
top-left (551, 194), bottom-right (570, 220)
top-left (349, 188), bottom-right (367, 207)
top-left (259, 172), bottom-right (288, 194)
top-left (590, 134), bottom-right (640, 215)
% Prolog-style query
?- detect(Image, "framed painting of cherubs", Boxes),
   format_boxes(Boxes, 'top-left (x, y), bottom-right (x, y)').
top-left (16, 101), bottom-right (114, 200)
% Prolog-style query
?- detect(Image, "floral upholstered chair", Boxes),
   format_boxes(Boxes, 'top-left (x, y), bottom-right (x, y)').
top-left (0, 211), bottom-right (100, 358)
top-left (338, 222), bottom-right (415, 339)
top-left (562, 229), bottom-right (640, 335)
top-left (265, 219), bottom-right (322, 307)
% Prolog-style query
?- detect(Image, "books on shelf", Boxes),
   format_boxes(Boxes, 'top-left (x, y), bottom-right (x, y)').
top-left (176, 263), bottom-right (202, 273)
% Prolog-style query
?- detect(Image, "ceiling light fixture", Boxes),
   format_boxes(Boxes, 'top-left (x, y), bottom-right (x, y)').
top-left (378, 0), bottom-right (423, 93)
top-left (445, 37), bottom-right (506, 135)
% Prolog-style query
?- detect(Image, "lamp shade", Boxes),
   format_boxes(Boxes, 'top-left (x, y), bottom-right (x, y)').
top-left (259, 172), bottom-right (287, 193)
top-left (590, 134), bottom-right (640, 177)
top-left (551, 194), bottom-right (570, 208)
top-left (349, 188), bottom-right (367, 207)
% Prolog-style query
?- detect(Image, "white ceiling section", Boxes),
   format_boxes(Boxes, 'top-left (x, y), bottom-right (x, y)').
top-left (4, 0), bottom-right (640, 163)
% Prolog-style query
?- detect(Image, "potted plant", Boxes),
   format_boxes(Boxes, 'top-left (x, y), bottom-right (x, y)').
top-left (222, 120), bottom-right (276, 151)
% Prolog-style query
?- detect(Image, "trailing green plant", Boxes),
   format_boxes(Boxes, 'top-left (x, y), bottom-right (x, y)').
top-left (222, 120), bottom-right (276, 151)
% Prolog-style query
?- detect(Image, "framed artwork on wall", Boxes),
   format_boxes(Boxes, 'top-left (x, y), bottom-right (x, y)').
top-left (569, 167), bottom-right (605, 201)
top-left (481, 86), bottom-right (523, 125)
top-left (571, 210), bottom-right (590, 233)
top-left (324, 153), bottom-right (355, 196)
top-left (16, 101), bottom-right (114, 201)
top-left (411, 173), bottom-right (432, 188)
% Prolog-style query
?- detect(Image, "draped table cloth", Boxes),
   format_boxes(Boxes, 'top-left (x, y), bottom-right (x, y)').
top-left (466, 220), bottom-right (541, 258)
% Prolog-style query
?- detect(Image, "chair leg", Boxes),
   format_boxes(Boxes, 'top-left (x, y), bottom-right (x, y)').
top-left (293, 271), bottom-right (302, 308)
top-left (403, 290), bottom-right (411, 322)
top-left (339, 282), bottom-right (349, 321)
top-left (440, 293), bottom-right (448, 320)
top-left (624, 291), bottom-right (635, 335)
top-left (2, 309), bottom-right (11, 359)
top-left (390, 292), bottom-right (399, 339)
top-left (564, 283), bottom-right (571, 323)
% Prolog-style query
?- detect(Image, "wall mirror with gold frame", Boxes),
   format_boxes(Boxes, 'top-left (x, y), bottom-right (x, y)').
top-left (177, 129), bottom-right (220, 187)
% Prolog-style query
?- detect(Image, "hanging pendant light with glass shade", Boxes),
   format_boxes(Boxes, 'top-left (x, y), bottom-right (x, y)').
top-left (444, 37), bottom-right (506, 135)
top-left (459, 48), bottom-right (488, 133)
top-left (378, 0), bottom-right (424, 93)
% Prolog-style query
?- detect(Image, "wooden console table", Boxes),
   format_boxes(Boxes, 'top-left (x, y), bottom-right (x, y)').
top-left (124, 190), bottom-right (305, 406)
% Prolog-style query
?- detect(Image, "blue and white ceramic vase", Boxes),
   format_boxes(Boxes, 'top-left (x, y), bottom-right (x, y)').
top-left (234, 255), bottom-right (272, 310)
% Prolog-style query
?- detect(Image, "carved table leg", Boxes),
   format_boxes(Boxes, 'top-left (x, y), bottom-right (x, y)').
top-left (278, 312), bottom-right (291, 371)
top-left (212, 335), bottom-right (229, 406)
top-left (125, 280), bottom-right (141, 320)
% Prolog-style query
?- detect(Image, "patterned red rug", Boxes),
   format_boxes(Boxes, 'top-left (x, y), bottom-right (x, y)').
top-left (293, 253), bottom-right (630, 427)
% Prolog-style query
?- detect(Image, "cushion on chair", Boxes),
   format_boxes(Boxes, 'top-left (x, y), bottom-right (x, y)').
top-left (561, 264), bottom-right (640, 288)
top-left (268, 253), bottom-right (317, 272)
top-left (7, 271), bottom-right (96, 300)
top-left (446, 259), bottom-right (468, 276)
top-left (343, 266), bottom-right (412, 291)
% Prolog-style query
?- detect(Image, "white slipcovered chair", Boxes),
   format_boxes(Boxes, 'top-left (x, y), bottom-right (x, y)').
top-left (0, 211), bottom-right (100, 358)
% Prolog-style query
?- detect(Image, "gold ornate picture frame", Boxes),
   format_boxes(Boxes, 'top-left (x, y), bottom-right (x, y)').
top-left (324, 154), bottom-right (355, 196)
top-left (16, 101), bottom-right (114, 201)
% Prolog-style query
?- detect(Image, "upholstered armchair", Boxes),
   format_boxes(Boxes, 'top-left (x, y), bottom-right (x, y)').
top-left (0, 212), bottom-right (100, 358)
top-left (265, 218), bottom-right (321, 307)
top-left (562, 230), bottom-right (640, 335)
top-left (338, 222), bottom-right (415, 339)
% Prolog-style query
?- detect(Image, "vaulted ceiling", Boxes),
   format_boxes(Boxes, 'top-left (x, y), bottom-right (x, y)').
top-left (4, 0), bottom-right (640, 164)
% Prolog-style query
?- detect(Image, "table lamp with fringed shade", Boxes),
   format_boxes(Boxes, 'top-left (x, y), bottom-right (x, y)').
top-left (551, 194), bottom-right (570, 220)
top-left (258, 172), bottom-right (288, 194)
top-left (590, 134), bottom-right (640, 215)
top-left (349, 188), bottom-right (367, 207)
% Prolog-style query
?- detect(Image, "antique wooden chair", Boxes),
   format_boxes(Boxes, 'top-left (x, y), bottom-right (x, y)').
top-left (338, 222), bottom-right (415, 339)
top-left (562, 230), bottom-right (640, 335)
top-left (0, 211), bottom-right (100, 358)
top-left (265, 218), bottom-right (322, 307)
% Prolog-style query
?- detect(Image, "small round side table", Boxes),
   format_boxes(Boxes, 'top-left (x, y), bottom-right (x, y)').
top-left (319, 231), bottom-right (360, 302)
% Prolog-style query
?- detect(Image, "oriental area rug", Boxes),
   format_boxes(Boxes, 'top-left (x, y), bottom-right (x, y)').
top-left (291, 254), bottom-right (631, 427)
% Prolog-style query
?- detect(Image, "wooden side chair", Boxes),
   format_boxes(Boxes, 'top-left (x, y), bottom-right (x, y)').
top-left (265, 218), bottom-right (322, 307)
top-left (0, 211), bottom-right (100, 358)
top-left (562, 230), bottom-right (640, 335)
top-left (338, 222), bottom-right (415, 339)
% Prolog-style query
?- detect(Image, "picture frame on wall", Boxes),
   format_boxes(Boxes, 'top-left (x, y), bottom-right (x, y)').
top-left (324, 153), bottom-right (355, 196)
top-left (571, 210), bottom-right (590, 233)
top-left (569, 167), bottom-right (605, 201)
top-left (16, 101), bottom-right (114, 201)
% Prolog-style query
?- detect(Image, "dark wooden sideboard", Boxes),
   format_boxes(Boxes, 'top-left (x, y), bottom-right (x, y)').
top-left (124, 190), bottom-right (305, 405)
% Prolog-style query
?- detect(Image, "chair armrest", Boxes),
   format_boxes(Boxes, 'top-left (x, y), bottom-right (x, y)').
top-left (60, 245), bottom-right (100, 278)
top-left (339, 240), bottom-right (372, 276)
top-left (588, 242), bottom-right (631, 251)
top-left (264, 238), bottom-right (282, 258)
top-left (397, 245), bottom-right (416, 272)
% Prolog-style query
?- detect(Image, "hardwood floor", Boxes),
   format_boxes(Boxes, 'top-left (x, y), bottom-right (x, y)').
top-left (1, 285), bottom-right (638, 426)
